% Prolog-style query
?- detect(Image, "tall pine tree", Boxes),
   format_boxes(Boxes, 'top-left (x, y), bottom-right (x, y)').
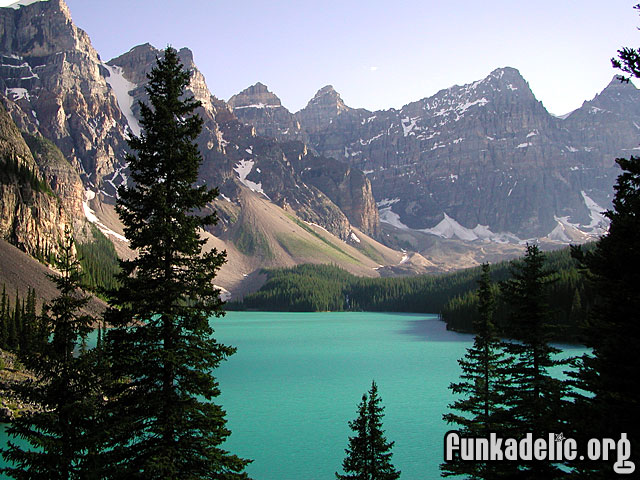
top-left (336, 380), bottom-right (400, 480)
top-left (500, 244), bottom-right (568, 480)
top-left (102, 46), bottom-right (250, 479)
top-left (441, 264), bottom-right (514, 479)
top-left (569, 156), bottom-right (640, 477)
top-left (1, 229), bottom-right (100, 479)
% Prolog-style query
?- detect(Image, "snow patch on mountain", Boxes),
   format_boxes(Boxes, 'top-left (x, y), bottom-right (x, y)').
top-left (457, 97), bottom-right (489, 115)
top-left (5, 87), bottom-right (29, 100)
top-left (83, 189), bottom-right (128, 242)
top-left (421, 213), bottom-right (478, 241)
top-left (104, 64), bottom-right (141, 137)
top-left (3, 0), bottom-right (45, 9)
top-left (373, 212), bottom-right (523, 244)
top-left (105, 163), bottom-right (129, 195)
top-left (376, 198), bottom-right (400, 208)
top-left (234, 159), bottom-right (269, 198)
top-left (379, 207), bottom-right (410, 230)
top-left (581, 191), bottom-right (608, 230)
top-left (548, 223), bottom-right (572, 243)
top-left (214, 285), bottom-right (231, 301)
top-left (401, 117), bottom-right (418, 137)
top-left (360, 132), bottom-right (384, 145)
top-left (232, 103), bottom-right (279, 109)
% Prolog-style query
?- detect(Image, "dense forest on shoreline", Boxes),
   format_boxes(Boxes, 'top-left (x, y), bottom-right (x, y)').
top-left (229, 244), bottom-right (593, 341)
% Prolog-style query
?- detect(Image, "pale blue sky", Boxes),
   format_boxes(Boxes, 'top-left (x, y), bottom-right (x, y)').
top-left (8, 0), bottom-right (640, 115)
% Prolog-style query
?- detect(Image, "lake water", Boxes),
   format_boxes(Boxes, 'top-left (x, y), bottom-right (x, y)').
top-left (0, 311), bottom-right (586, 479)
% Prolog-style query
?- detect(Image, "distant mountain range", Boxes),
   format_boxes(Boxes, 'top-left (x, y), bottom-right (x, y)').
top-left (1, 0), bottom-right (638, 297)
top-left (233, 70), bottom-right (640, 246)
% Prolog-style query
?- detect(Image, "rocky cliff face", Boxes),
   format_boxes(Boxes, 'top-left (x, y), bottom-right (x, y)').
top-left (293, 67), bottom-right (638, 241)
top-left (20, 130), bottom-right (86, 233)
top-left (0, 102), bottom-right (72, 259)
top-left (229, 83), bottom-right (306, 143)
top-left (281, 142), bottom-right (381, 239)
top-left (0, 0), bottom-right (130, 195)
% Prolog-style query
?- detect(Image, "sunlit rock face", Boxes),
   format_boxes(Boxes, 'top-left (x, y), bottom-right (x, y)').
top-left (0, 102), bottom-right (77, 259)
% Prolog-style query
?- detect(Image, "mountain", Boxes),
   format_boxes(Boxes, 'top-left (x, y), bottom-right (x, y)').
top-left (233, 68), bottom-right (638, 245)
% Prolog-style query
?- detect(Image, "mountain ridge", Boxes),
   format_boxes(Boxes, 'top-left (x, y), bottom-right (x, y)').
top-left (229, 66), bottom-right (637, 246)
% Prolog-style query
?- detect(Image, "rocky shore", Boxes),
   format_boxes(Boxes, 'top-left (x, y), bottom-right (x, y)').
top-left (0, 349), bottom-right (37, 422)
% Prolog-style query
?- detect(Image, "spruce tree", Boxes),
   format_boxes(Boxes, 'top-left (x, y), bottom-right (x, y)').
top-left (0, 284), bottom-right (7, 349)
top-left (6, 291), bottom-right (18, 352)
top-left (1, 229), bottom-right (100, 479)
top-left (18, 288), bottom-right (41, 357)
top-left (569, 156), bottom-right (640, 477)
top-left (500, 244), bottom-right (568, 479)
top-left (102, 46), bottom-right (250, 479)
top-left (10, 290), bottom-right (20, 352)
top-left (336, 380), bottom-right (400, 480)
top-left (441, 264), bottom-right (514, 479)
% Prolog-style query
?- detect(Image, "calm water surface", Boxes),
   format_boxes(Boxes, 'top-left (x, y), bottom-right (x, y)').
top-left (1, 312), bottom-right (586, 479)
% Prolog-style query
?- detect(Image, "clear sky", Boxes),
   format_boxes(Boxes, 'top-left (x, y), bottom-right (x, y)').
top-left (4, 0), bottom-right (640, 115)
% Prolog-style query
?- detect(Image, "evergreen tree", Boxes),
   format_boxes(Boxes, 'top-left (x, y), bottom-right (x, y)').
top-left (102, 46), bottom-right (250, 479)
top-left (336, 381), bottom-right (400, 480)
top-left (500, 244), bottom-right (568, 479)
top-left (569, 156), bottom-right (640, 477)
top-left (0, 284), bottom-right (7, 349)
top-left (10, 289), bottom-right (20, 352)
top-left (1, 229), bottom-right (100, 479)
top-left (18, 288), bottom-right (40, 357)
top-left (440, 264), bottom-right (514, 479)
top-left (5, 290), bottom-right (19, 352)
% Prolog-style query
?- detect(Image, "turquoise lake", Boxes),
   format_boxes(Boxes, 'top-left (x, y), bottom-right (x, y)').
top-left (0, 311), bottom-right (586, 479)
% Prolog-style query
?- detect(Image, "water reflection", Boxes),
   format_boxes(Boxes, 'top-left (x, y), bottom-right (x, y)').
top-left (397, 316), bottom-right (475, 342)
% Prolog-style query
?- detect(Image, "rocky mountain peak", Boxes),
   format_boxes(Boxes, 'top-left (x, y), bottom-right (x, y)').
top-left (593, 75), bottom-right (640, 106)
top-left (296, 85), bottom-right (351, 134)
top-left (228, 82), bottom-right (282, 109)
top-left (309, 85), bottom-right (347, 109)
top-left (177, 47), bottom-right (194, 64)
top-left (1, 0), bottom-right (94, 60)
top-left (568, 75), bottom-right (640, 122)
top-left (469, 66), bottom-right (535, 102)
top-left (107, 44), bottom-right (157, 85)
top-left (109, 44), bottom-right (216, 115)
